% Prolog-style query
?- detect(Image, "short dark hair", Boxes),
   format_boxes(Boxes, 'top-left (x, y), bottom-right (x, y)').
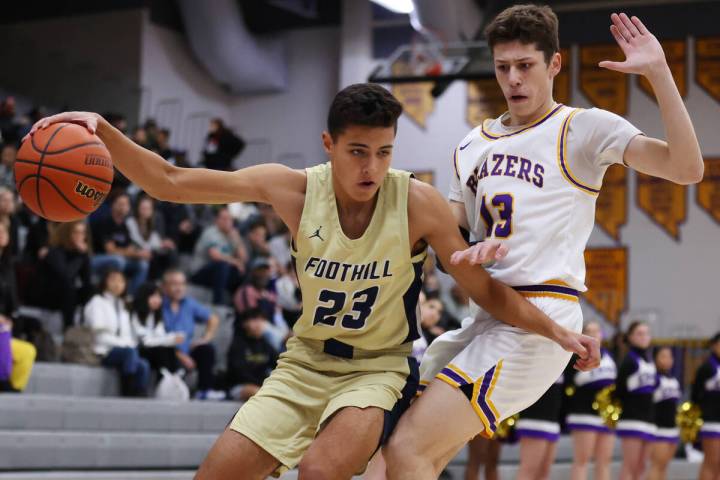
top-left (710, 332), bottom-right (720, 347)
top-left (484, 4), bottom-right (559, 64)
top-left (327, 83), bottom-right (403, 140)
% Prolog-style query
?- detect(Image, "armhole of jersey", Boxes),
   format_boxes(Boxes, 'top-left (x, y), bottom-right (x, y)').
top-left (453, 147), bottom-right (461, 181)
top-left (556, 108), bottom-right (602, 197)
top-left (404, 174), bottom-right (428, 264)
top-left (292, 167), bottom-right (314, 255)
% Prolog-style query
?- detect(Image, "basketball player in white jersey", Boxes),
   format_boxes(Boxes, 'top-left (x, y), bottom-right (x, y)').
top-left (27, 83), bottom-right (598, 479)
top-left (384, 6), bottom-right (703, 479)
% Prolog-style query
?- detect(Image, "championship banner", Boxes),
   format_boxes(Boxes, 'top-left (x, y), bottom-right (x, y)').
top-left (467, 79), bottom-right (507, 127)
top-left (579, 44), bottom-right (628, 115)
top-left (638, 40), bottom-right (686, 100)
top-left (391, 61), bottom-right (434, 128)
top-left (583, 247), bottom-right (628, 326)
top-left (697, 158), bottom-right (720, 225)
top-left (695, 37), bottom-right (720, 102)
top-left (553, 48), bottom-right (571, 105)
top-left (636, 172), bottom-right (687, 240)
top-left (595, 164), bottom-right (627, 241)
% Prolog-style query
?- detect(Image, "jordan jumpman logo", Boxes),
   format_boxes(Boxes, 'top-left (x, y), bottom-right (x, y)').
top-left (309, 226), bottom-right (324, 241)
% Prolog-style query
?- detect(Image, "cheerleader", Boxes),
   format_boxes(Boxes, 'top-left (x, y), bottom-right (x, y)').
top-left (464, 435), bottom-right (501, 480)
top-left (648, 346), bottom-right (681, 480)
top-left (692, 332), bottom-right (720, 480)
top-left (566, 322), bottom-right (617, 480)
top-left (616, 321), bottom-right (657, 480)
top-left (515, 375), bottom-right (564, 480)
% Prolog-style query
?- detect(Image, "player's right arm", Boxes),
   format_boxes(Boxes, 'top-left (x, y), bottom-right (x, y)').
top-left (28, 112), bottom-right (306, 230)
top-left (409, 179), bottom-right (599, 371)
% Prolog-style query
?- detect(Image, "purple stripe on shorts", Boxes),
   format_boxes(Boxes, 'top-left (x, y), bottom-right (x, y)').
top-left (652, 435), bottom-right (679, 443)
top-left (439, 367), bottom-right (469, 386)
top-left (700, 431), bottom-right (720, 439)
top-left (616, 429), bottom-right (656, 441)
top-left (567, 423), bottom-right (612, 434)
top-left (516, 429), bottom-right (560, 442)
top-left (477, 366), bottom-right (498, 428)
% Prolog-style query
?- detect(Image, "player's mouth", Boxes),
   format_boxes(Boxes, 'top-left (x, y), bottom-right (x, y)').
top-left (358, 180), bottom-right (376, 189)
top-left (509, 94), bottom-right (528, 103)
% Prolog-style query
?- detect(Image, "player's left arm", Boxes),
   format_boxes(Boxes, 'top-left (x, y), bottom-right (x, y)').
top-left (408, 180), bottom-right (599, 370)
top-left (599, 13), bottom-right (703, 184)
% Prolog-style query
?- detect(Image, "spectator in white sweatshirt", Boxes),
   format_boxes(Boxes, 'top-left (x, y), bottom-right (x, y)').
top-left (84, 268), bottom-right (149, 397)
top-left (131, 282), bottom-right (185, 377)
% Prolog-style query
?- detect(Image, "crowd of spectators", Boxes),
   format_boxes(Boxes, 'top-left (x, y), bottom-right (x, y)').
top-left (0, 103), bottom-right (468, 402)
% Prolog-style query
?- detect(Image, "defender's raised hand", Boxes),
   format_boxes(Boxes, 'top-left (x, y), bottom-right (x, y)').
top-left (599, 13), bottom-right (667, 78)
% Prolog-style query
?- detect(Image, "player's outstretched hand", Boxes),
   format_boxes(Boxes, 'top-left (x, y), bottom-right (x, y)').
top-left (599, 13), bottom-right (667, 78)
top-left (450, 239), bottom-right (509, 266)
top-left (24, 111), bottom-right (101, 142)
top-left (556, 330), bottom-right (601, 371)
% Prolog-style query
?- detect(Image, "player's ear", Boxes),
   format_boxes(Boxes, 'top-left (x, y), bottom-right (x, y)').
top-left (549, 51), bottom-right (561, 77)
top-left (321, 131), bottom-right (334, 155)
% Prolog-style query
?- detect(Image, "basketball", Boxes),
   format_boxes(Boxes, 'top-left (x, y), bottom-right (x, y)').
top-left (15, 122), bottom-right (113, 222)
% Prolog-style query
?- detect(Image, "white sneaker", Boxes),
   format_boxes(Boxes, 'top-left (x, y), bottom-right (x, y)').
top-left (204, 389), bottom-right (227, 401)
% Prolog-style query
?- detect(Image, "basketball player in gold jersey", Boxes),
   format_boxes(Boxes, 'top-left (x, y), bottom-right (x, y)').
top-left (28, 84), bottom-right (599, 480)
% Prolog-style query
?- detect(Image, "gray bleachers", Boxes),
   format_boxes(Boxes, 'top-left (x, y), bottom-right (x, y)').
top-left (24, 363), bottom-right (120, 397)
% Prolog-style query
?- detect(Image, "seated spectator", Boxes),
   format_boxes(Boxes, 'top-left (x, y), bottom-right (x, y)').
top-left (28, 221), bottom-right (92, 329)
top-left (233, 257), bottom-right (277, 321)
top-left (155, 128), bottom-right (176, 162)
top-left (276, 260), bottom-right (301, 328)
top-left (157, 202), bottom-right (207, 254)
top-left (0, 143), bottom-right (16, 189)
top-left (22, 217), bottom-right (54, 263)
top-left (412, 292), bottom-right (444, 362)
top-left (0, 188), bottom-right (20, 258)
top-left (84, 268), bottom-right (149, 397)
top-left (131, 282), bottom-right (184, 377)
top-left (161, 269), bottom-right (224, 400)
top-left (0, 315), bottom-right (36, 393)
top-left (442, 283), bottom-right (470, 326)
top-left (227, 308), bottom-right (278, 402)
top-left (191, 207), bottom-right (246, 304)
top-left (126, 194), bottom-right (178, 280)
top-left (0, 97), bottom-right (20, 144)
top-left (90, 192), bottom-right (149, 294)
top-left (202, 118), bottom-right (245, 171)
top-left (242, 216), bottom-right (271, 263)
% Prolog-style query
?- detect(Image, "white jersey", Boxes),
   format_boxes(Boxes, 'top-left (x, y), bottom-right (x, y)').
top-left (450, 104), bottom-right (641, 291)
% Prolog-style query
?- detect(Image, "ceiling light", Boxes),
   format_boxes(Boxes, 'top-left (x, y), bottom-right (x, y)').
top-left (370, 0), bottom-right (414, 14)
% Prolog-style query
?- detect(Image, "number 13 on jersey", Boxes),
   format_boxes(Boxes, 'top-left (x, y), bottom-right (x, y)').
top-left (479, 193), bottom-right (514, 238)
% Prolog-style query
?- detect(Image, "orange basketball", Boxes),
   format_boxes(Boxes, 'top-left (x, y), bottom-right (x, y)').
top-left (15, 122), bottom-right (113, 222)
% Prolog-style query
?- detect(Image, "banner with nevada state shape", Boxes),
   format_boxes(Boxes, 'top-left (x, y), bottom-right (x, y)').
top-left (580, 44), bottom-right (628, 115)
top-left (595, 164), bottom-right (627, 241)
top-left (636, 172), bottom-right (687, 240)
top-left (638, 40), bottom-right (686, 100)
top-left (583, 247), bottom-right (628, 326)
top-left (697, 158), bottom-right (720, 225)
top-left (391, 60), bottom-right (435, 128)
top-left (554, 48), bottom-right (571, 105)
top-left (696, 37), bottom-right (720, 102)
top-left (467, 79), bottom-right (507, 127)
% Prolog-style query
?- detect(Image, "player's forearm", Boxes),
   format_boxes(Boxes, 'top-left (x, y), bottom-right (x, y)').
top-left (646, 65), bottom-right (704, 184)
top-left (95, 116), bottom-right (176, 198)
top-left (476, 278), bottom-right (565, 343)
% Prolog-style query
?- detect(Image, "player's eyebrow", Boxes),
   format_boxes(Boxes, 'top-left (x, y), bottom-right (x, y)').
top-left (348, 143), bottom-right (393, 149)
top-left (495, 57), bottom-right (535, 63)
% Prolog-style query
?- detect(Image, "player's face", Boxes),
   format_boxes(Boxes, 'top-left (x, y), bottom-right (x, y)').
top-left (323, 125), bottom-right (394, 203)
top-left (493, 41), bottom-right (560, 121)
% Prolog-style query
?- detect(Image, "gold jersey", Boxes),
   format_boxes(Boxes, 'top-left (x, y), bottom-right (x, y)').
top-left (291, 162), bottom-right (427, 355)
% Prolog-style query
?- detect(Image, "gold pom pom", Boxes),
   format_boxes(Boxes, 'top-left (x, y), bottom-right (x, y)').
top-left (565, 386), bottom-right (576, 397)
top-left (495, 414), bottom-right (519, 439)
top-left (676, 401), bottom-right (703, 444)
top-left (592, 385), bottom-right (622, 429)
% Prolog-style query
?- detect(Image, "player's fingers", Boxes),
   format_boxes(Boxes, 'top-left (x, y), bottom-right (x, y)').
top-left (619, 13), bottom-right (640, 37)
top-left (471, 245), bottom-right (489, 264)
top-left (609, 25), bottom-right (627, 46)
top-left (598, 60), bottom-right (627, 72)
top-left (495, 244), bottom-right (509, 260)
top-left (450, 249), bottom-right (470, 265)
top-left (631, 15), bottom-right (649, 35)
top-left (611, 13), bottom-right (632, 42)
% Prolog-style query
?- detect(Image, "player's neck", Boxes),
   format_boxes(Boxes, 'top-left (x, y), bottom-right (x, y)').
top-left (505, 97), bottom-right (556, 127)
top-left (333, 178), bottom-right (379, 239)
